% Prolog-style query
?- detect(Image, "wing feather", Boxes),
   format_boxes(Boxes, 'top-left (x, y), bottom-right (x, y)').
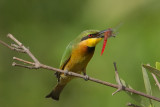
top-left (55, 41), bottom-right (73, 81)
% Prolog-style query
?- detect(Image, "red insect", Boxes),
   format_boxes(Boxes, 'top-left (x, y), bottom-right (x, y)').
top-left (101, 28), bottom-right (113, 55)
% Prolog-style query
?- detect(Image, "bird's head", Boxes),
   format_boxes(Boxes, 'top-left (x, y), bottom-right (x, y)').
top-left (77, 29), bottom-right (115, 47)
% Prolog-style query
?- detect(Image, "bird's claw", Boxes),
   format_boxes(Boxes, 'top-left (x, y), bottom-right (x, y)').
top-left (84, 75), bottom-right (89, 81)
top-left (64, 70), bottom-right (69, 76)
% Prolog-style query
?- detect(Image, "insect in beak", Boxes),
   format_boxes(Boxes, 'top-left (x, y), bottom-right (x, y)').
top-left (100, 28), bottom-right (116, 55)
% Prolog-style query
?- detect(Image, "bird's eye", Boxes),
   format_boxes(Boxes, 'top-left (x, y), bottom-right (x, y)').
top-left (88, 34), bottom-right (92, 37)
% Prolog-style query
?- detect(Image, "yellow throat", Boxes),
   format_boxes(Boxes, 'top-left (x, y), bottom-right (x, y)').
top-left (81, 38), bottom-right (102, 47)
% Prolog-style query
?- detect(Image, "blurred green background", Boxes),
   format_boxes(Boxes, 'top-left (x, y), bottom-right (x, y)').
top-left (0, 0), bottom-right (160, 107)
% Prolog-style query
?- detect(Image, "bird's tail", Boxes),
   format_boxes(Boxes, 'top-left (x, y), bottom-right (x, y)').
top-left (46, 83), bottom-right (66, 101)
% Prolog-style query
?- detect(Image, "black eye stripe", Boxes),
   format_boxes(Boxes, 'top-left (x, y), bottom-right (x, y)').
top-left (81, 34), bottom-right (97, 41)
top-left (81, 36), bottom-right (89, 41)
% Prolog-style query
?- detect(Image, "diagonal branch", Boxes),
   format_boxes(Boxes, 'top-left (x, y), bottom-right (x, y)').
top-left (152, 73), bottom-right (160, 90)
top-left (1, 34), bottom-right (160, 102)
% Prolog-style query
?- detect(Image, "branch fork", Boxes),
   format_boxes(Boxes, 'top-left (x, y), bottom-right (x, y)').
top-left (7, 34), bottom-right (41, 68)
top-left (112, 62), bottom-right (125, 95)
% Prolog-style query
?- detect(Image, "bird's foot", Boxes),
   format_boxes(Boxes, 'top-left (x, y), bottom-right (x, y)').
top-left (84, 75), bottom-right (89, 81)
top-left (64, 70), bottom-right (69, 76)
top-left (83, 72), bottom-right (89, 81)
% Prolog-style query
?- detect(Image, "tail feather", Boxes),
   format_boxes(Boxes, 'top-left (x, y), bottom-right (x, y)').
top-left (46, 83), bottom-right (66, 101)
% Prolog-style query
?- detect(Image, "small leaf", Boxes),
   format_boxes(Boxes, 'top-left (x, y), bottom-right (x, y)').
top-left (142, 64), bottom-right (160, 78)
top-left (148, 104), bottom-right (155, 107)
top-left (156, 62), bottom-right (160, 70)
top-left (142, 66), bottom-right (152, 95)
top-left (120, 79), bottom-right (133, 89)
top-left (142, 66), bottom-right (153, 106)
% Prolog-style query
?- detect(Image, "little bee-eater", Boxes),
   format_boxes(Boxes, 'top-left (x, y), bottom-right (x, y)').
top-left (46, 29), bottom-right (114, 100)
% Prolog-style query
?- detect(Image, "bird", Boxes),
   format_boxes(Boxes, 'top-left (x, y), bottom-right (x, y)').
top-left (46, 29), bottom-right (114, 100)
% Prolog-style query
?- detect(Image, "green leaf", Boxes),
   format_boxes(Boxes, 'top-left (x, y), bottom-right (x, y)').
top-left (149, 104), bottom-right (155, 107)
top-left (142, 66), bottom-right (152, 95)
top-left (142, 64), bottom-right (160, 78)
top-left (156, 62), bottom-right (160, 70)
top-left (120, 79), bottom-right (133, 89)
top-left (142, 66), bottom-right (153, 107)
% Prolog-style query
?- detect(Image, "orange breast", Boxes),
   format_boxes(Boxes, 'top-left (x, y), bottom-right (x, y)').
top-left (63, 42), bottom-right (95, 73)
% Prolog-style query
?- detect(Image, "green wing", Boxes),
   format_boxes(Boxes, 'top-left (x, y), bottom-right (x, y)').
top-left (59, 41), bottom-right (73, 68)
top-left (55, 41), bottom-right (74, 80)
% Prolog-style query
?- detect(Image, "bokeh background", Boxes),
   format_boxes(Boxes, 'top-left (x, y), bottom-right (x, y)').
top-left (0, 0), bottom-right (160, 107)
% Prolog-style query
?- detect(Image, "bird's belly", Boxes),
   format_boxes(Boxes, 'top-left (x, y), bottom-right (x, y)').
top-left (64, 54), bottom-right (91, 73)
top-left (64, 46), bottom-right (95, 73)
top-left (60, 46), bottom-right (95, 83)
top-left (60, 53), bottom-right (93, 83)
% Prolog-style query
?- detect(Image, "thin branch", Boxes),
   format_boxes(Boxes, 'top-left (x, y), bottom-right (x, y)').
top-left (12, 62), bottom-right (37, 69)
top-left (11, 43), bottom-right (22, 49)
top-left (152, 73), bottom-right (160, 90)
top-left (7, 34), bottom-right (40, 68)
top-left (112, 62), bottom-right (124, 95)
top-left (13, 57), bottom-right (35, 65)
top-left (12, 58), bottom-right (160, 102)
top-left (0, 39), bottom-right (26, 53)
top-left (1, 34), bottom-right (160, 102)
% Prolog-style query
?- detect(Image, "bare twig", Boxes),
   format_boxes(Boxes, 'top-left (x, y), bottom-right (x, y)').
top-left (0, 39), bottom-right (26, 53)
top-left (13, 57), bottom-right (35, 65)
top-left (152, 73), bottom-right (160, 90)
top-left (112, 62), bottom-right (124, 95)
top-left (7, 34), bottom-right (40, 68)
top-left (12, 62), bottom-right (37, 69)
top-left (1, 34), bottom-right (160, 102)
top-left (11, 43), bottom-right (22, 49)
top-left (127, 103), bottom-right (141, 107)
